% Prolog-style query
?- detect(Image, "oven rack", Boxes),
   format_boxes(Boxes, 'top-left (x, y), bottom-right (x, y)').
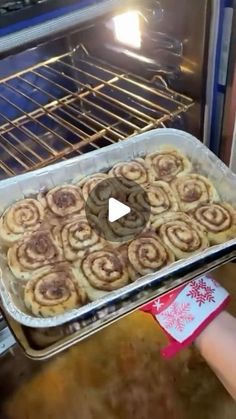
top-left (0, 50), bottom-right (193, 179)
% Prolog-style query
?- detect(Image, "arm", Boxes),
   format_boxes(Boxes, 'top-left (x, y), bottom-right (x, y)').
top-left (141, 276), bottom-right (235, 398)
top-left (195, 311), bottom-right (236, 400)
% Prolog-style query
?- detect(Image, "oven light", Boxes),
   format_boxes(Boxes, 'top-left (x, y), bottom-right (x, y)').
top-left (113, 11), bottom-right (141, 49)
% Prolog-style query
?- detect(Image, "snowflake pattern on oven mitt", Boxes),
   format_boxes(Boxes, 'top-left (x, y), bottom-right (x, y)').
top-left (140, 276), bottom-right (229, 358)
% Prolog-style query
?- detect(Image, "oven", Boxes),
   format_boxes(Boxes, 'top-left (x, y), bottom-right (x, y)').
top-left (0, 0), bottom-right (235, 361)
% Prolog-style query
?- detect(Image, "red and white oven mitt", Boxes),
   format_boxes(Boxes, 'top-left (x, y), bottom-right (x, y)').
top-left (140, 276), bottom-right (230, 358)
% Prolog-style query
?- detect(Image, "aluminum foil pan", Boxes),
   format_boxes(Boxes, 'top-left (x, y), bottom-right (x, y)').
top-left (5, 252), bottom-right (235, 360)
top-left (0, 128), bottom-right (236, 328)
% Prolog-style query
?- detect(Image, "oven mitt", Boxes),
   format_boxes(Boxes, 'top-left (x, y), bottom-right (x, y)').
top-left (140, 276), bottom-right (230, 358)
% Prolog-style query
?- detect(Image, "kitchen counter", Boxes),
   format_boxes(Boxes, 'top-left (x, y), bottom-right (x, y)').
top-left (0, 263), bottom-right (236, 419)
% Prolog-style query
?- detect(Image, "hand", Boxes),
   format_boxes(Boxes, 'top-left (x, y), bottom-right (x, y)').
top-left (140, 276), bottom-right (229, 358)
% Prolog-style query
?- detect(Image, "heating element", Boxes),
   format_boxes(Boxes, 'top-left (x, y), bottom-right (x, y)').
top-left (0, 48), bottom-right (193, 179)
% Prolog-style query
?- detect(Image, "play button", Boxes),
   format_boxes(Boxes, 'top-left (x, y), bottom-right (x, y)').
top-left (85, 176), bottom-right (151, 243)
top-left (108, 198), bottom-right (130, 222)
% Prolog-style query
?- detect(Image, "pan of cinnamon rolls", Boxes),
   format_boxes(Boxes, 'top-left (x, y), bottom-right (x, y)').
top-left (0, 129), bottom-right (235, 328)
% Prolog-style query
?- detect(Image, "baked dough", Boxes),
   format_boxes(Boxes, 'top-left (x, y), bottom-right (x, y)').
top-left (0, 198), bottom-right (44, 245)
top-left (127, 231), bottom-right (175, 281)
top-left (191, 203), bottom-right (236, 244)
top-left (53, 216), bottom-right (104, 263)
top-left (24, 266), bottom-right (87, 317)
top-left (146, 148), bottom-right (192, 182)
top-left (171, 174), bottom-right (219, 212)
top-left (77, 173), bottom-right (111, 215)
top-left (153, 212), bottom-right (209, 259)
top-left (8, 230), bottom-right (64, 281)
top-left (76, 248), bottom-right (130, 300)
top-left (1, 144), bottom-right (234, 319)
top-left (97, 206), bottom-right (150, 244)
top-left (109, 158), bottom-right (152, 191)
top-left (38, 184), bottom-right (85, 218)
top-left (128, 181), bottom-right (179, 223)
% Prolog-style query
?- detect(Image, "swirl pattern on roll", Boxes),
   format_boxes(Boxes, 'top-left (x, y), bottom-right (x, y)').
top-left (77, 249), bottom-right (129, 300)
top-left (153, 212), bottom-right (209, 259)
top-left (39, 185), bottom-right (85, 218)
top-left (55, 216), bottom-right (104, 263)
top-left (0, 199), bottom-right (45, 245)
top-left (128, 181), bottom-right (179, 222)
top-left (171, 174), bottom-right (219, 212)
top-left (146, 149), bottom-right (192, 182)
top-left (24, 267), bottom-right (87, 317)
top-left (8, 230), bottom-right (64, 281)
top-left (78, 173), bottom-right (114, 215)
top-left (127, 232), bottom-right (175, 281)
top-left (191, 203), bottom-right (236, 244)
top-left (98, 207), bottom-right (149, 243)
top-left (109, 158), bottom-right (152, 190)
top-left (2, 143), bottom-right (235, 320)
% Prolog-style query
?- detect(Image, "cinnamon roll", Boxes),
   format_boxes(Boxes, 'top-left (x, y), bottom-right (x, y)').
top-left (109, 158), bottom-right (152, 191)
top-left (77, 173), bottom-right (115, 215)
top-left (146, 148), bottom-right (192, 182)
top-left (128, 181), bottom-right (179, 223)
top-left (76, 248), bottom-right (130, 300)
top-left (53, 216), bottom-right (104, 263)
top-left (0, 199), bottom-right (44, 246)
top-left (24, 266), bottom-right (87, 317)
top-left (8, 230), bottom-right (64, 281)
top-left (38, 185), bottom-right (85, 218)
top-left (153, 212), bottom-right (209, 259)
top-left (191, 203), bottom-right (236, 244)
top-left (98, 206), bottom-right (150, 243)
top-left (171, 174), bottom-right (219, 212)
top-left (127, 232), bottom-right (175, 281)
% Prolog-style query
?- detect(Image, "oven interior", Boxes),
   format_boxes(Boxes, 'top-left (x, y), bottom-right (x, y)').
top-left (0, 0), bottom-right (203, 180)
top-left (0, 0), bottom-right (211, 357)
